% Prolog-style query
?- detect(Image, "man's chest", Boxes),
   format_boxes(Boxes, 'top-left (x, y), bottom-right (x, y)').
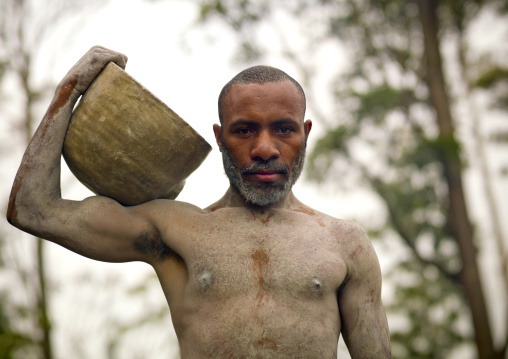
top-left (178, 212), bottom-right (348, 301)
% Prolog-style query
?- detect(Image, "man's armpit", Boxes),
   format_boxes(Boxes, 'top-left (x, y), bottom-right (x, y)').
top-left (133, 230), bottom-right (177, 261)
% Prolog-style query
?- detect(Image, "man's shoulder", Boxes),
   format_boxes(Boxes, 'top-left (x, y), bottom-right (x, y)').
top-left (135, 198), bottom-right (207, 218)
top-left (287, 203), bottom-right (369, 242)
top-left (289, 203), bottom-right (366, 234)
top-left (330, 218), bottom-right (369, 239)
top-left (328, 219), bottom-right (380, 276)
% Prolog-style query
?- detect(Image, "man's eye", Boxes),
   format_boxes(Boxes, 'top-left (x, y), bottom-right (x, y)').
top-left (276, 127), bottom-right (293, 135)
top-left (236, 128), bottom-right (251, 135)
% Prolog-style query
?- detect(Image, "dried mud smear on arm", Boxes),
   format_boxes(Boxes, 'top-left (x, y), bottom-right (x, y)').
top-left (45, 75), bottom-right (79, 128)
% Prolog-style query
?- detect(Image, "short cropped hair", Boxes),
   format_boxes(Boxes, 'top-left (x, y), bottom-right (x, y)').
top-left (218, 65), bottom-right (306, 124)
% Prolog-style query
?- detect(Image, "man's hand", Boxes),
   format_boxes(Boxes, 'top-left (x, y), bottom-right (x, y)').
top-left (65, 45), bottom-right (128, 97)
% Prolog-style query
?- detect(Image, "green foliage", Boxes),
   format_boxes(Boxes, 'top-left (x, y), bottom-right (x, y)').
top-left (0, 299), bottom-right (16, 359)
top-left (387, 261), bottom-right (470, 359)
top-left (475, 66), bottom-right (508, 89)
top-left (410, 136), bottom-right (463, 168)
top-left (475, 66), bottom-right (508, 110)
top-left (0, 292), bottom-right (37, 359)
top-left (198, 0), bottom-right (269, 29)
top-left (307, 125), bottom-right (352, 182)
top-left (352, 85), bottom-right (414, 124)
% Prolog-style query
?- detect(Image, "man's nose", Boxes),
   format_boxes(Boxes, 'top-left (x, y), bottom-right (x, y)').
top-left (250, 132), bottom-right (280, 161)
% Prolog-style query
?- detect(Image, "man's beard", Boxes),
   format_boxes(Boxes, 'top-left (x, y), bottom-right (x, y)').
top-left (221, 140), bottom-right (306, 207)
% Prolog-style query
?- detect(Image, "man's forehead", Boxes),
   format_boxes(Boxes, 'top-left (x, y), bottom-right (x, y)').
top-left (222, 82), bottom-right (305, 121)
top-left (228, 80), bottom-right (299, 93)
top-left (225, 81), bottom-right (304, 108)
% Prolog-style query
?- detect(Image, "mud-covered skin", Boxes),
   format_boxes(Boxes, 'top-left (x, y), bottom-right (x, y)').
top-left (7, 46), bottom-right (391, 358)
top-left (147, 195), bottom-right (390, 358)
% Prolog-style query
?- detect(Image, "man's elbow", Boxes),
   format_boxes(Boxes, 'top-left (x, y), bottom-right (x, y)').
top-left (6, 191), bottom-right (20, 227)
top-left (7, 174), bottom-right (25, 227)
top-left (6, 190), bottom-right (41, 231)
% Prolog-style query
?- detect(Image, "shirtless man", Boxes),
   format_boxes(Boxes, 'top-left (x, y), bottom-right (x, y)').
top-left (7, 46), bottom-right (391, 358)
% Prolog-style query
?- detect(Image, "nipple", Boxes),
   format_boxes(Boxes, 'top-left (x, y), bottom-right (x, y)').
top-left (196, 269), bottom-right (214, 289)
top-left (309, 277), bottom-right (325, 293)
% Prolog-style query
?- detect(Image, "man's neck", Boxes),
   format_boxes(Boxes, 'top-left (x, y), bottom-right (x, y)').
top-left (207, 186), bottom-right (299, 212)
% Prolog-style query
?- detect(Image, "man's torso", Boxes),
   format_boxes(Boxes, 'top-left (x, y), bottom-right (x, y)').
top-left (146, 200), bottom-right (362, 358)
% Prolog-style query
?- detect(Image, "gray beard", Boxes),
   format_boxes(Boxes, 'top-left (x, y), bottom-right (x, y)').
top-left (221, 140), bottom-right (306, 207)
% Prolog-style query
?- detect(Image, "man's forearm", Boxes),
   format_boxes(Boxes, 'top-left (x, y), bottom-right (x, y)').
top-left (7, 76), bottom-right (81, 228)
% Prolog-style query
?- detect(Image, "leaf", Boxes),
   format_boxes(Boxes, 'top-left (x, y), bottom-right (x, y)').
top-left (474, 66), bottom-right (508, 89)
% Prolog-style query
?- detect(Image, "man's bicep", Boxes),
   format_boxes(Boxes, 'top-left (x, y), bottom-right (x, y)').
top-left (338, 241), bottom-right (391, 358)
top-left (40, 196), bottom-right (157, 263)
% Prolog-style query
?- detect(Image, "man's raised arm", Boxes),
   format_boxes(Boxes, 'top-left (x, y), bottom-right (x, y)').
top-left (7, 46), bottom-right (158, 263)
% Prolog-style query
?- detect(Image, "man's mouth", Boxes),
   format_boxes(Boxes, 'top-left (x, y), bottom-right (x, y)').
top-left (243, 168), bottom-right (287, 182)
top-left (249, 172), bottom-right (282, 182)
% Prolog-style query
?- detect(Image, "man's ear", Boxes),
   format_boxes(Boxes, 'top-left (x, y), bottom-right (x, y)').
top-left (304, 119), bottom-right (312, 140)
top-left (213, 124), bottom-right (222, 152)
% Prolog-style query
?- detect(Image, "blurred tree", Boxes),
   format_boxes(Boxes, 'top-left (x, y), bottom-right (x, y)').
top-left (1, 2), bottom-right (180, 358)
top-left (0, 0), bottom-right (109, 358)
top-left (195, 0), bottom-right (508, 358)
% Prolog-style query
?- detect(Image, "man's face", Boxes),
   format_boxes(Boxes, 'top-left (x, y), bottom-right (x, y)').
top-left (213, 81), bottom-right (312, 207)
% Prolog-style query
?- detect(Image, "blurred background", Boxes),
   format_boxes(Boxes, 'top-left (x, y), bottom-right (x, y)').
top-left (0, 0), bottom-right (507, 358)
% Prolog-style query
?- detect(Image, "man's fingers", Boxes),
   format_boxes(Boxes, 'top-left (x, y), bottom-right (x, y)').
top-left (116, 53), bottom-right (128, 70)
top-left (87, 45), bottom-right (128, 70)
top-left (68, 46), bottom-right (129, 95)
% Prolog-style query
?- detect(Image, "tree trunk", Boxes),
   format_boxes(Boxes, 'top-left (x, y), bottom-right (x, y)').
top-left (416, 0), bottom-right (496, 358)
top-left (37, 238), bottom-right (53, 359)
top-left (19, 30), bottom-right (54, 359)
